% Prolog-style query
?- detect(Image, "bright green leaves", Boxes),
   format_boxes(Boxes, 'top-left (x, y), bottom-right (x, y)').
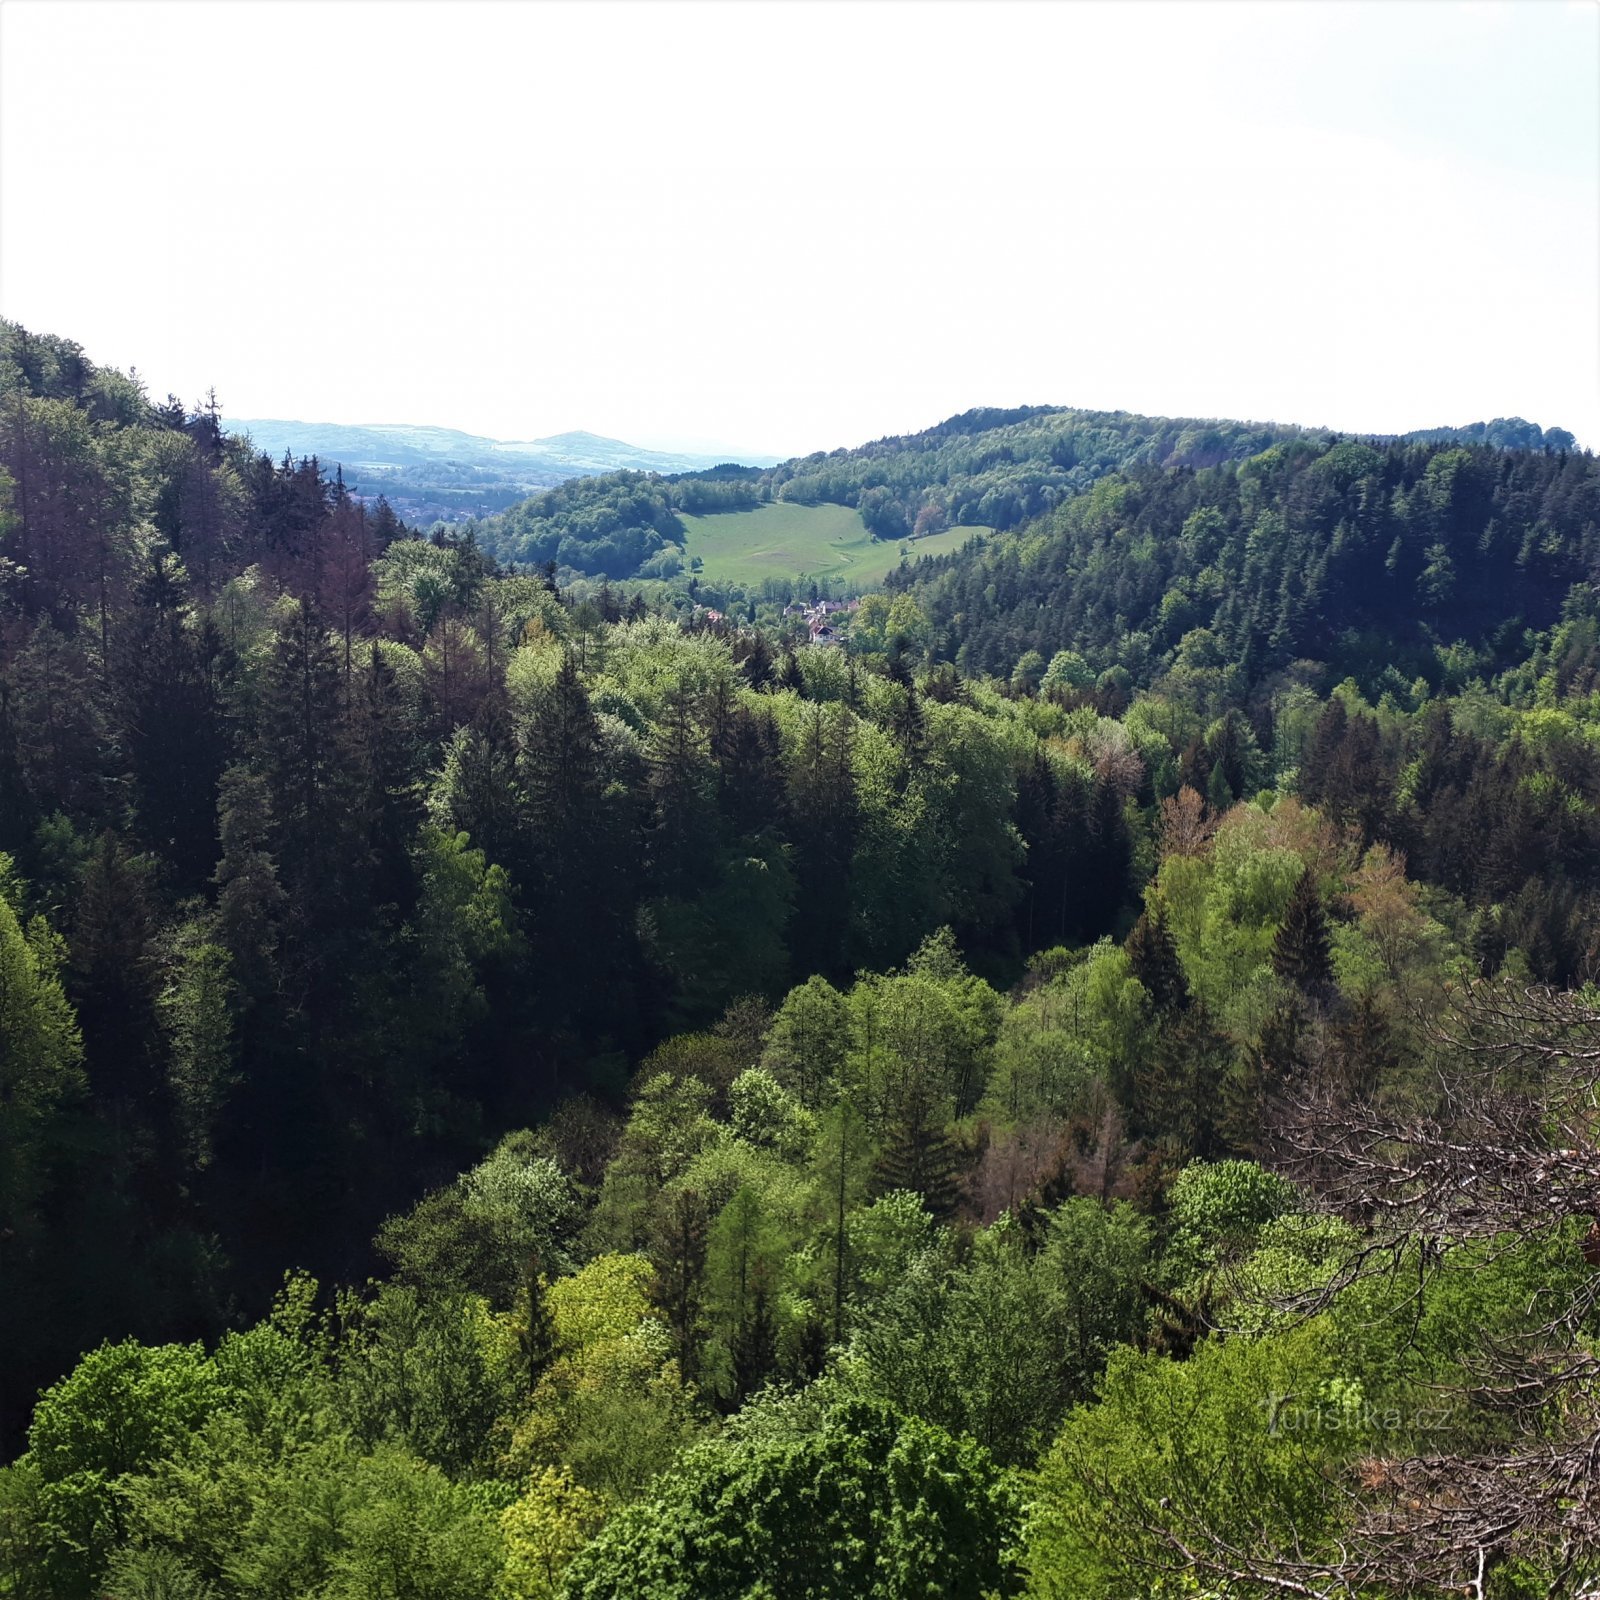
top-left (560, 1401), bottom-right (1022, 1600)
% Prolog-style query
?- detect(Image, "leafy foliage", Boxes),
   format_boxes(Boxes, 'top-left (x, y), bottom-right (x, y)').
top-left (5, 320), bottom-right (1600, 1598)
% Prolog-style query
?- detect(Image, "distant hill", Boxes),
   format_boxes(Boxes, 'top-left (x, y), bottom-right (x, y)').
top-left (466, 407), bottom-right (1320, 578)
top-left (884, 418), bottom-right (1592, 697)
top-left (225, 418), bottom-right (780, 523)
top-left (466, 405), bottom-right (1578, 584)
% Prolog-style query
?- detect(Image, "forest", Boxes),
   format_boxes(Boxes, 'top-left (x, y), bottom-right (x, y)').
top-left (4, 317), bottom-right (1600, 1598)
top-left (465, 401), bottom-right (1576, 582)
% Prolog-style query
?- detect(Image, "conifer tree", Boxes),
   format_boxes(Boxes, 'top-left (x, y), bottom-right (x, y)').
top-left (1125, 909), bottom-right (1189, 1013)
top-left (520, 651), bottom-right (636, 1028)
top-left (0, 874), bottom-right (85, 1237)
top-left (730, 1277), bottom-right (777, 1405)
top-left (1132, 1000), bottom-right (1232, 1159)
top-left (348, 643), bottom-right (421, 916)
top-left (1205, 760), bottom-right (1234, 814)
top-left (519, 1249), bottom-right (557, 1395)
top-left (872, 1085), bottom-right (961, 1223)
top-left (647, 680), bottom-right (714, 896)
top-left (1326, 994), bottom-right (1399, 1100)
top-left (1083, 777), bottom-right (1131, 940)
top-left (9, 618), bottom-right (105, 826)
top-left (713, 705), bottom-right (786, 841)
top-left (1272, 869), bottom-right (1334, 999)
top-left (256, 595), bottom-right (347, 907)
top-left (68, 833), bottom-right (160, 1111)
top-left (112, 553), bottom-right (223, 891)
top-left (787, 703), bottom-right (858, 978)
top-left (650, 1186), bottom-right (709, 1384)
top-left (1220, 1003), bottom-right (1304, 1157)
top-left (737, 632), bottom-right (773, 690)
top-left (213, 766), bottom-right (284, 1002)
top-left (884, 651), bottom-right (925, 768)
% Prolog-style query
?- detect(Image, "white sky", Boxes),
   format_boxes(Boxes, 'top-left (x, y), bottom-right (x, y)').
top-left (2, 0), bottom-right (1597, 457)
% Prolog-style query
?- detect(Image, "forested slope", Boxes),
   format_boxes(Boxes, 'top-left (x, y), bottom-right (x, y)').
top-left (889, 431), bottom-right (1597, 693)
top-left (469, 400), bottom-right (1575, 583)
top-left (5, 321), bottom-right (1600, 1598)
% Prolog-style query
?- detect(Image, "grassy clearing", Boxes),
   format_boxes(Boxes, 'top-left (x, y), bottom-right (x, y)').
top-left (678, 502), bottom-right (988, 590)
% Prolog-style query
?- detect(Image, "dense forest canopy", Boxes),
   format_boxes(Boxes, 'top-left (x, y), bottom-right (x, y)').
top-left (888, 427), bottom-right (1598, 695)
top-left (4, 318), bottom-right (1600, 1598)
top-left (466, 398), bottom-right (1576, 583)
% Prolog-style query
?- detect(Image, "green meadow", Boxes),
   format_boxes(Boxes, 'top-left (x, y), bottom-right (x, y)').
top-left (677, 501), bottom-right (987, 589)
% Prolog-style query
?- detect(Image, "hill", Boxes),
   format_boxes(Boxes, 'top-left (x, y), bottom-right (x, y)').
top-left (468, 404), bottom-right (1576, 588)
top-left (225, 417), bottom-right (780, 523)
top-left (887, 429), bottom-right (1596, 698)
top-left (468, 406), bottom-right (1321, 582)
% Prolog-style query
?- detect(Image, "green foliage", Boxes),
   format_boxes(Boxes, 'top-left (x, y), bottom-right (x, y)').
top-left (334, 1286), bottom-right (513, 1477)
top-left (377, 1136), bottom-right (582, 1308)
top-left (209, 1439), bottom-right (502, 1600)
top-left (7, 320), bottom-right (1600, 1600)
top-left (25, 1339), bottom-right (221, 1597)
top-left (473, 472), bottom-right (684, 579)
top-left (0, 862), bottom-right (84, 1229)
top-left (499, 1467), bottom-right (604, 1600)
top-left (760, 974), bottom-right (850, 1105)
top-left (1028, 1324), bottom-right (1349, 1599)
top-left (157, 924), bottom-right (236, 1170)
top-left (840, 1204), bottom-right (1150, 1467)
top-left (1167, 1158), bottom-right (1301, 1276)
top-left (559, 1401), bottom-right (1023, 1600)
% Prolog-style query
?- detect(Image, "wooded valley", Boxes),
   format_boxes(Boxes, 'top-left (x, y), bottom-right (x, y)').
top-left (3, 318), bottom-right (1600, 1598)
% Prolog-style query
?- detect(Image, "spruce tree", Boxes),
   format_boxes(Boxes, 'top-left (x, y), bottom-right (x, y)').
top-left (1272, 869), bottom-right (1334, 999)
top-left (730, 1278), bottom-right (777, 1405)
top-left (519, 1249), bottom-right (557, 1394)
top-left (738, 632), bottom-right (773, 690)
top-left (884, 651), bottom-right (925, 767)
top-left (1221, 1004), bottom-right (1304, 1156)
top-left (519, 650), bottom-right (638, 1030)
top-left (112, 556), bottom-right (224, 893)
top-left (650, 1187), bottom-right (709, 1384)
top-left (256, 595), bottom-right (347, 910)
top-left (872, 1086), bottom-right (961, 1223)
top-left (1125, 909), bottom-right (1189, 1013)
top-left (213, 766), bottom-right (285, 1003)
top-left (1205, 760), bottom-right (1235, 814)
top-left (1132, 1000), bottom-right (1232, 1160)
top-left (1327, 995), bottom-right (1399, 1101)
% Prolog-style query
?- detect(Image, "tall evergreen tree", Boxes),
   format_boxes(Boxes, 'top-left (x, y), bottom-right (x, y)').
top-left (1272, 869), bottom-right (1334, 999)
top-left (1125, 908), bottom-right (1189, 1013)
top-left (872, 1084), bottom-right (962, 1223)
top-left (520, 652), bottom-right (637, 1031)
top-left (111, 553), bottom-right (224, 892)
top-left (650, 1186), bottom-right (709, 1385)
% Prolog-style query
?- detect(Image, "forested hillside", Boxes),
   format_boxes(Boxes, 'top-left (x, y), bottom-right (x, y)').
top-left (468, 407), bottom-right (1321, 578)
top-left (889, 431), bottom-right (1596, 695)
top-left (468, 402), bottom-right (1576, 583)
top-left (5, 320), bottom-right (1600, 1597)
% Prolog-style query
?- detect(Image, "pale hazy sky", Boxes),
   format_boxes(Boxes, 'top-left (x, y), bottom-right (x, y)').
top-left (2, 0), bottom-right (1596, 457)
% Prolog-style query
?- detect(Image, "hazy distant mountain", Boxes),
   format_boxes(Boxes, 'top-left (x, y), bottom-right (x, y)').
top-left (222, 418), bottom-right (780, 523)
top-left (228, 419), bottom-right (776, 478)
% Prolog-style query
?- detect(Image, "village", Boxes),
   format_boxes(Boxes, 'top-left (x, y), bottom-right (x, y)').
top-left (782, 595), bottom-right (859, 644)
top-left (693, 594), bottom-right (860, 644)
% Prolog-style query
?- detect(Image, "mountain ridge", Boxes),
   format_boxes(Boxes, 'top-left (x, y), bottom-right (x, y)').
top-left (226, 416), bottom-right (780, 475)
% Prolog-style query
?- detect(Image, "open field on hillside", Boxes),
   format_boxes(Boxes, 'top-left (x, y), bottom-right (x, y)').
top-left (678, 501), bottom-right (987, 589)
